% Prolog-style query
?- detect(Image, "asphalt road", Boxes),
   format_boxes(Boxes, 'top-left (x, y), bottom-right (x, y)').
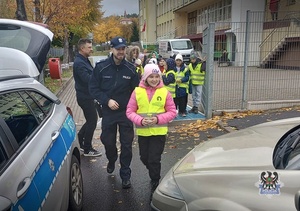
top-left (80, 124), bottom-right (227, 211)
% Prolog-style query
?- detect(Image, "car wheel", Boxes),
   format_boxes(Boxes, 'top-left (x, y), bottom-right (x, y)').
top-left (68, 155), bottom-right (83, 211)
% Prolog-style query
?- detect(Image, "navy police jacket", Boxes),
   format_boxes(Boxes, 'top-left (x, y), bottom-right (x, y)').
top-left (89, 55), bottom-right (139, 116)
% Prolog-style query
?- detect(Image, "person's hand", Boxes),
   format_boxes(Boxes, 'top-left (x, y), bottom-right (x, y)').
top-left (142, 117), bottom-right (157, 126)
top-left (108, 99), bottom-right (119, 110)
top-left (176, 79), bottom-right (181, 84)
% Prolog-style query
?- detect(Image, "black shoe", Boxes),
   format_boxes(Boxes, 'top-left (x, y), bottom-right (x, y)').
top-left (83, 148), bottom-right (102, 157)
top-left (151, 180), bottom-right (159, 193)
top-left (122, 179), bottom-right (131, 189)
top-left (193, 107), bottom-right (199, 114)
top-left (188, 106), bottom-right (196, 113)
top-left (107, 162), bottom-right (115, 174)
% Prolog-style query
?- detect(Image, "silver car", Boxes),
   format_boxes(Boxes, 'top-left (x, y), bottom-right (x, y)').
top-left (152, 117), bottom-right (300, 211)
top-left (0, 19), bottom-right (83, 211)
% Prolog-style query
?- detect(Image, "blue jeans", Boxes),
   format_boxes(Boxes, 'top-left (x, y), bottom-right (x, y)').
top-left (191, 84), bottom-right (202, 107)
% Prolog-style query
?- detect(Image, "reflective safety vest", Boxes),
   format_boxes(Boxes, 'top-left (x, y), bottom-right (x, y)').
top-left (136, 66), bottom-right (144, 75)
top-left (189, 63), bottom-right (205, 85)
top-left (164, 70), bottom-right (176, 98)
top-left (176, 68), bottom-right (189, 93)
top-left (135, 87), bottom-right (168, 136)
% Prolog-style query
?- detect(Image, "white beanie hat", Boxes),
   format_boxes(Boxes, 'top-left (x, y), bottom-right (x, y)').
top-left (149, 58), bottom-right (158, 65)
top-left (135, 58), bottom-right (142, 65)
top-left (175, 54), bottom-right (183, 61)
top-left (142, 64), bottom-right (161, 81)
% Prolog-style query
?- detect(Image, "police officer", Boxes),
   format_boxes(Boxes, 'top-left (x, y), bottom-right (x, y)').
top-left (89, 36), bottom-right (139, 189)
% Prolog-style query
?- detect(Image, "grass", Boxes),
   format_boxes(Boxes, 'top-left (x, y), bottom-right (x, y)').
top-left (44, 51), bottom-right (108, 94)
top-left (44, 68), bottom-right (73, 94)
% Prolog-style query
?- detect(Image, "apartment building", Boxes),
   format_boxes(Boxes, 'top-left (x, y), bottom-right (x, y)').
top-left (139, 0), bottom-right (300, 68)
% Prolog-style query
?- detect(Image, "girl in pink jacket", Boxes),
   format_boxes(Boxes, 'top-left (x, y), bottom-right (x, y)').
top-left (126, 63), bottom-right (176, 195)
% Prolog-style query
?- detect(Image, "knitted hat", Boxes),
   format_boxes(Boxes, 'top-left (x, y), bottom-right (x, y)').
top-left (142, 64), bottom-right (161, 81)
top-left (149, 58), bottom-right (158, 65)
top-left (135, 58), bottom-right (142, 66)
top-left (190, 51), bottom-right (197, 59)
top-left (166, 58), bottom-right (176, 71)
top-left (175, 54), bottom-right (183, 61)
top-left (139, 53), bottom-right (144, 59)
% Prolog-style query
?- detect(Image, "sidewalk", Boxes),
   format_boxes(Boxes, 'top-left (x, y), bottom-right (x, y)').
top-left (56, 76), bottom-right (205, 128)
top-left (56, 76), bottom-right (300, 137)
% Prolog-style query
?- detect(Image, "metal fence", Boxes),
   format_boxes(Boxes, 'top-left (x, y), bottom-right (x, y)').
top-left (49, 47), bottom-right (64, 58)
top-left (202, 11), bottom-right (300, 118)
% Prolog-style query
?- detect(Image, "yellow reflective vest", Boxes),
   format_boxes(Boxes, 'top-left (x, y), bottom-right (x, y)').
top-left (164, 70), bottom-right (176, 98)
top-left (189, 63), bottom-right (205, 85)
top-left (135, 87), bottom-right (168, 136)
top-left (176, 68), bottom-right (189, 93)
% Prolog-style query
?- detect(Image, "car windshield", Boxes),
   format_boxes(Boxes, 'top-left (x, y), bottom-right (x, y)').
top-left (171, 40), bottom-right (193, 50)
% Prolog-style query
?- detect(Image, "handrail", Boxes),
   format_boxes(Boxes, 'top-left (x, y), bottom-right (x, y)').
top-left (259, 12), bottom-right (298, 47)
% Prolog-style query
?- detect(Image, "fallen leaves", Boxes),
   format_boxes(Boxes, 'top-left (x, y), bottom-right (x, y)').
top-left (172, 110), bottom-right (264, 137)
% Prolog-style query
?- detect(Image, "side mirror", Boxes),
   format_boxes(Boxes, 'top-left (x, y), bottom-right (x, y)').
top-left (295, 191), bottom-right (300, 211)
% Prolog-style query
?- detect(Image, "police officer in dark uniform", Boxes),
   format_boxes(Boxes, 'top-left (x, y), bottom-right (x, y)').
top-left (89, 36), bottom-right (139, 189)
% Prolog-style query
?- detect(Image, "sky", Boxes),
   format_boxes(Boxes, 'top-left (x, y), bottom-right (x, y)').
top-left (101, 0), bottom-right (139, 17)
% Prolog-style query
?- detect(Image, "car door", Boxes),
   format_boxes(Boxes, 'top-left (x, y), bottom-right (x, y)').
top-left (0, 89), bottom-right (70, 211)
top-left (0, 91), bottom-right (42, 210)
top-left (17, 90), bottom-right (71, 211)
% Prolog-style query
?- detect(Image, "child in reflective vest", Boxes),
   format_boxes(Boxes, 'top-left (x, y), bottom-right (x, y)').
top-left (126, 63), bottom-right (177, 196)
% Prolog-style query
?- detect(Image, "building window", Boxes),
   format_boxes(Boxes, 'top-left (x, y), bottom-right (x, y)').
top-left (287, 0), bottom-right (296, 6)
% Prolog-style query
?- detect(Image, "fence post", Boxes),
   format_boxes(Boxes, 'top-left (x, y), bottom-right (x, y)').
top-left (242, 10), bottom-right (251, 109)
top-left (203, 22), bottom-right (215, 119)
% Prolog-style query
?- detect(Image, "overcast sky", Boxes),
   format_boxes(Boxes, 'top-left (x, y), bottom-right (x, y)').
top-left (101, 0), bottom-right (139, 17)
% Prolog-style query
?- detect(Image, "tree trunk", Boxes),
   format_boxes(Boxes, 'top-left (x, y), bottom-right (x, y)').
top-left (63, 29), bottom-right (69, 64)
top-left (33, 0), bottom-right (41, 22)
top-left (15, 0), bottom-right (27, 20)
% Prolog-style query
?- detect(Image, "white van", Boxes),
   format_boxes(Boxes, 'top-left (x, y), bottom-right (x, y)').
top-left (158, 38), bottom-right (194, 63)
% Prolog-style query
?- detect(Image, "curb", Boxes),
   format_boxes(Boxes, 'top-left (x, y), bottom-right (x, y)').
top-left (216, 120), bottom-right (236, 133)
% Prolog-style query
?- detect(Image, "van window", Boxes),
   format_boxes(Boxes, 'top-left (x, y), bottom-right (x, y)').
top-left (171, 40), bottom-right (193, 50)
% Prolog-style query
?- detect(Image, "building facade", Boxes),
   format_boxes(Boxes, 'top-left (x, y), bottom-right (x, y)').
top-left (139, 0), bottom-right (300, 68)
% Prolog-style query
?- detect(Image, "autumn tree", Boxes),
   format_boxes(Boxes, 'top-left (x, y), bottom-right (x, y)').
top-left (130, 18), bottom-right (139, 42)
top-left (4, 0), bottom-right (103, 63)
top-left (93, 16), bottom-right (122, 44)
top-left (0, 0), bottom-right (16, 18)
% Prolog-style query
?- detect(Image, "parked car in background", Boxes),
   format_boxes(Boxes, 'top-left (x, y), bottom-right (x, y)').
top-left (151, 117), bottom-right (300, 211)
top-left (0, 19), bottom-right (83, 211)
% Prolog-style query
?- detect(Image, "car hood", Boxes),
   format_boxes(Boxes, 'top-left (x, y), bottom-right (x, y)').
top-left (0, 19), bottom-right (53, 75)
top-left (174, 117), bottom-right (300, 174)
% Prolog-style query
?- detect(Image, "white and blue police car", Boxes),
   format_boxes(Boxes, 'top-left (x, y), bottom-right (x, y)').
top-left (0, 19), bottom-right (83, 211)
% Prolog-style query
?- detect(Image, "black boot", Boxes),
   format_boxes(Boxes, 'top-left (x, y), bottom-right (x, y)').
top-left (193, 107), bottom-right (198, 114)
top-left (188, 106), bottom-right (196, 113)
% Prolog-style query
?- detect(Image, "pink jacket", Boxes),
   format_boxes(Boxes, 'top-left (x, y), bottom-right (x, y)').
top-left (126, 79), bottom-right (177, 126)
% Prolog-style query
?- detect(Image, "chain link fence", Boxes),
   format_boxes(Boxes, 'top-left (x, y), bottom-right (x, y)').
top-left (202, 10), bottom-right (300, 118)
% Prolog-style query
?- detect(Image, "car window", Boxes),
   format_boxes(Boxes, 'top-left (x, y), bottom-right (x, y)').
top-left (0, 141), bottom-right (7, 171)
top-left (0, 24), bottom-right (31, 52)
top-left (0, 91), bottom-right (53, 146)
top-left (273, 125), bottom-right (300, 169)
top-left (22, 91), bottom-right (52, 121)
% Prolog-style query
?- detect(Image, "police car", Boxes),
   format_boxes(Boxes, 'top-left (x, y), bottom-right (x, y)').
top-left (0, 19), bottom-right (83, 211)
